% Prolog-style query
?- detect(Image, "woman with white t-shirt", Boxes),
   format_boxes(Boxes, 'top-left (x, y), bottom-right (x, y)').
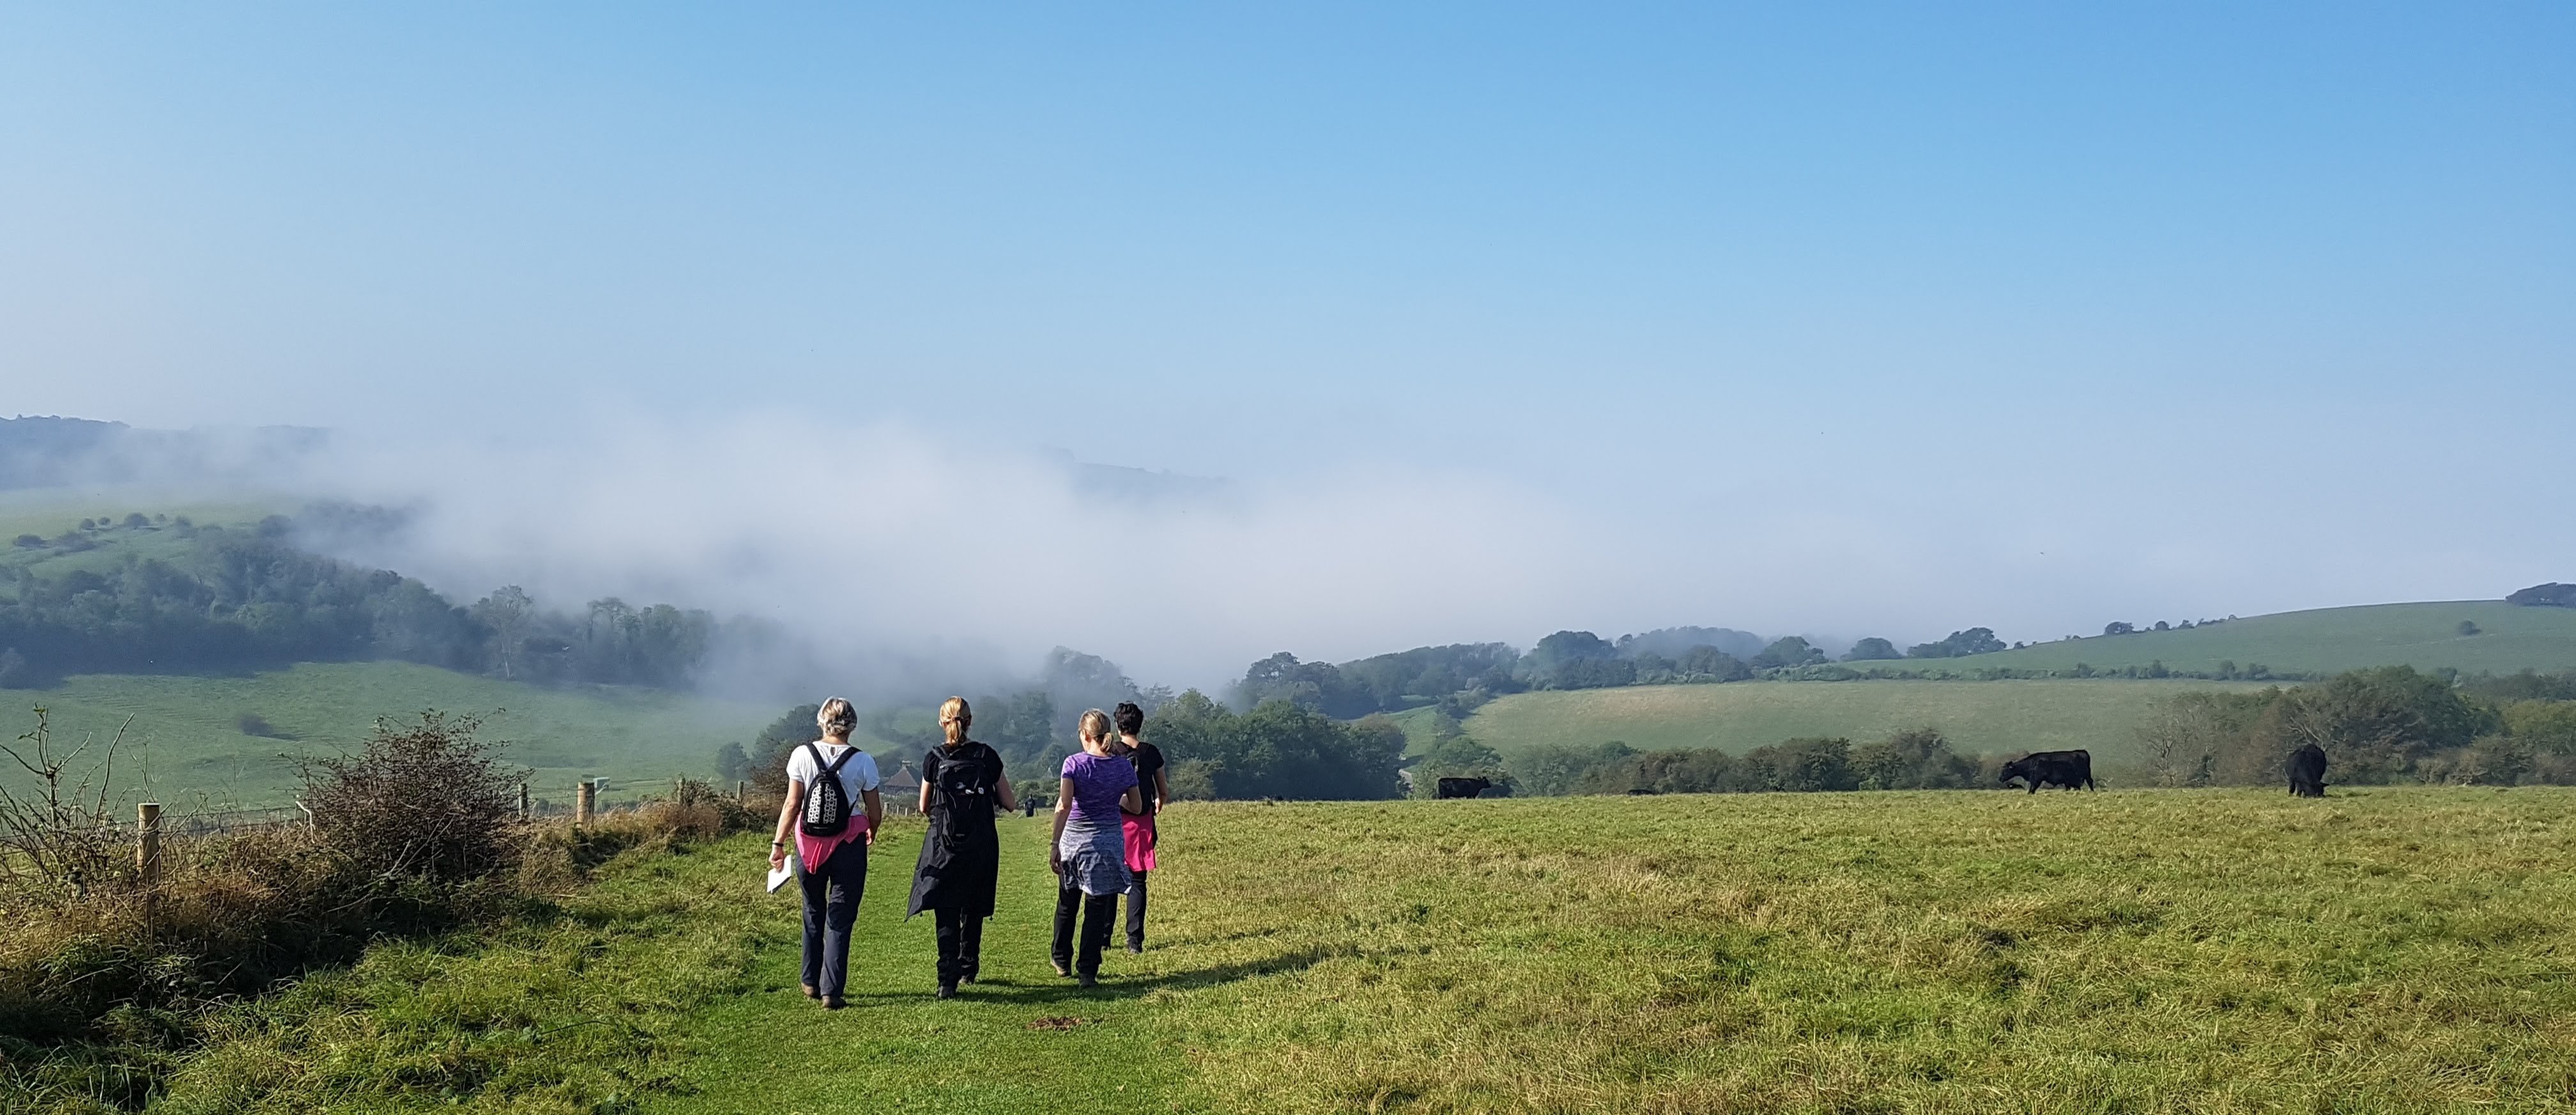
top-left (769, 697), bottom-right (885, 1010)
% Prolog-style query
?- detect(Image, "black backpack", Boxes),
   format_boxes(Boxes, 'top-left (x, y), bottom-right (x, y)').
top-left (800, 742), bottom-right (862, 836)
top-left (931, 746), bottom-right (997, 840)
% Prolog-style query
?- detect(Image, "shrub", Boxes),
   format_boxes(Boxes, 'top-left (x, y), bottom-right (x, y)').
top-left (1742, 737), bottom-right (1857, 792)
top-left (713, 741), bottom-right (750, 784)
top-left (1675, 646), bottom-right (1753, 681)
top-left (1850, 727), bottom-right (1977, 790)
top-left (744, 704), bottom-right (822, 796)
top-left (2444, 735), bottom-right (2534, 785)
top-left (2503, 701), bottom-right (2576, 755)
top-left (2249, 666), bottom-right (2497, 783)
top-left (1165, 759), bottom-right (1219, 801)
top-left (1410, 734), bottom-right (1514, 799)
top-left (301, 712), bottom-right (525, 888)
top-left (1507, 742), bottom-right (1638, 796)
top-left (0, 707), bottom-right (134, 909)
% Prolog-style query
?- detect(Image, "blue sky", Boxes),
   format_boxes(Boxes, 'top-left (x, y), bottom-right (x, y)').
top-left (3, 3), bottom-right (2571, 673)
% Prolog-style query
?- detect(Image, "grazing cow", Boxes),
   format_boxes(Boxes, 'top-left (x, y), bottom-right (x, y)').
top-left (1435, 776), bottom-right (1492, 799)
top-left (1999, 750), bottom-right (2095, 794)
top-left (2286, 742), bottom-right (2327, 797)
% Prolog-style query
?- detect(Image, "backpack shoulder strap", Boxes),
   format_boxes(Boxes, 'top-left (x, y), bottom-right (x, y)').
top-left (822, 744), bottom-right (857, 774)
top-left (801, 741), bottom-right (824, 774)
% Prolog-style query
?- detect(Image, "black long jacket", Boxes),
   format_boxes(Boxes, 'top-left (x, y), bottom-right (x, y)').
top-left (907, 741), bottom-right (1004, 918)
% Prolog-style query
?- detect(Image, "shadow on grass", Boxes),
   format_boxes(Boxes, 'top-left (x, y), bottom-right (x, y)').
top-left (826, 942), bottom-right (1359, 1009)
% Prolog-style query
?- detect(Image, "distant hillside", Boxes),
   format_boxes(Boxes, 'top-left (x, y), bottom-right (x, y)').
top-left (0, 415), bottom-right (324, 491)
top-left (2, 661), bottom-right (779, 810)
top-left (1851, 601), bottom-right (2576, 679)
top-left (1458, 679), bottom-right (2268, 767)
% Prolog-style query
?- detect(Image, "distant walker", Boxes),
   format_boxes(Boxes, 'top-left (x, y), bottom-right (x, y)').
top-left (2285, 742), bottom-right (2328, 797)
top-left (1436, 776), bottom-right (1492, 799)
top-left (2000, 750), bottom-right (2094, 794)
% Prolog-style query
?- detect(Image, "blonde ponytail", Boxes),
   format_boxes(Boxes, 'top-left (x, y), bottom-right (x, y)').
top-left (939, 696), bottom-right (972, 749)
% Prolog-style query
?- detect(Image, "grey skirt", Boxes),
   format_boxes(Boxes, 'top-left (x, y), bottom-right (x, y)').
top-left (1057, 817), bottom-right (1131, 896)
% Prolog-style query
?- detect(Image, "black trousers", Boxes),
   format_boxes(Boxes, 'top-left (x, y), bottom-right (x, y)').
top-left (795, 843), bottom-right (866, 999)
top-left (1050, 873), bottom-right (1119, 978)
top-left (932, 906), bottom-right (984, 985)
top-left (1120, 869), bottom-right (1149, 950)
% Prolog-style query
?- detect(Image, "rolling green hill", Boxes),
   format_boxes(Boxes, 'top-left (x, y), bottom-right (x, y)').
top-left (0, 662), bottom-right (786, 811)
top-left (0, 496), bottom-right (286, 582)
top-left (1459, 679), bottom-right (2270, 766)
top-left (1855, 601), bottom-right (2576, 679)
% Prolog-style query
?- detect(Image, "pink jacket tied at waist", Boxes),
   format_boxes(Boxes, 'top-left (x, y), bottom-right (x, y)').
top-left (797, 816), bottom-right (869, 873)
top-left (1123, 810), bottom-right (1156, 873)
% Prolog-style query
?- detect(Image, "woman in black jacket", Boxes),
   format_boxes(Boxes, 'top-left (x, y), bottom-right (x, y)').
top-left (907, 696), bottom-right (1018, 999)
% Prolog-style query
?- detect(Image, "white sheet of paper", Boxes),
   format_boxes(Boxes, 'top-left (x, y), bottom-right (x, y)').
top-left (766, 862), bottom-right (794, 893)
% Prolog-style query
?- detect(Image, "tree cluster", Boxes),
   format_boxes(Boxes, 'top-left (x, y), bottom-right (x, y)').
top-left (2135, 666), bottom-right (2576, 788)
top-left (1905, 627), bottom-right (2006, 659)
top-left (2506, 583), bottom-right (2576, 608)
top-left (1498, 727), bottom-right (1982, 797)
top-left (1143, 692), bottom-right (1407, 801)
top-left (1236, 643), bottom-right (1523, 718)
top-left (0, 514), bottom-right (717, 690)
top-left (0, 520), bottom-right (480, 683)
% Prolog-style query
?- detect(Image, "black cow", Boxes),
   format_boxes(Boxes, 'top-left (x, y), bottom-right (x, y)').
top-left (2285, 742), bottom-right (2327, 797)
top-left (1435, 776), bottom-right (1492, 799)
top-left (1999, 750), bottom-right (2094, 794)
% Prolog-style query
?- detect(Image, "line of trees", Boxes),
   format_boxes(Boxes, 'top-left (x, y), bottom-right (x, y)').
top-left (1408, 725), bottom-right (1989, 798)
top-left (732, 687), bottom-right (1412, 804)
top-left (1227, 626), bottom-right (2037, 720)
top-left (733, 647), bottom-right (1183, 797)
top-left (724, 668), bottom-right (2576, 804)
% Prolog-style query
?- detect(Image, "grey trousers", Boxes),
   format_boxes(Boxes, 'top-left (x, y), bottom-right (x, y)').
top-left (796, 844), bottom-right (866, 998)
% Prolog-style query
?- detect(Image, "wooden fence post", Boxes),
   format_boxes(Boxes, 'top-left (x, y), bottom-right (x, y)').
top-left (518, 782), bottom-right (531, 822)
top-left (137, 802), bottom-right (162, 934)
top-left (576, 780), bottom-right (595, 826)
top-left (737, 780), bottom-right (746, 805)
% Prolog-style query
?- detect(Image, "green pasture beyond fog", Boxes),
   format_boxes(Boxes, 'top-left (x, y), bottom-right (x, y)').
top-left (141, 788), bottom-right (2576, 1113)
top-left (1855, 601), bottom-right (2576, 679)
top-left (0, 495), bottom-right (282, 578)
top-left (1, 663), bottom-right (771, 810)
top-left (1457, 679), bottom-right (2275, 768)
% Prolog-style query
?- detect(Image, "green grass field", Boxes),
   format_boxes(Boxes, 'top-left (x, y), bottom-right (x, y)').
top-left (1459, 679), bottom-right (2269, 767)
top-left (1857, 601), bottom-right (2576, 679)
top-left (1, 663), bottom-right (778, 811)
top-left (0, 494), bottom-right (286, 582)
top-left (129, 788), bottom-right (2576, 1113)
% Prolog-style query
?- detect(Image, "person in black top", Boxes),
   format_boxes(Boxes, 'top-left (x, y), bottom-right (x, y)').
top-left (908, 696), bottom-right (1018, 999)
top-left (1112, 701), bottom-right (1169, 954)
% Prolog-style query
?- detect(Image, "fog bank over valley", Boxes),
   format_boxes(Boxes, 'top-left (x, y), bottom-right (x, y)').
top-left (5, 410), bottom-right (2566, 700)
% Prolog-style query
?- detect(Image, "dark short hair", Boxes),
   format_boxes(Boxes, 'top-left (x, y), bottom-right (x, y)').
top-left (1114, 702), bottom-right (1145, 735)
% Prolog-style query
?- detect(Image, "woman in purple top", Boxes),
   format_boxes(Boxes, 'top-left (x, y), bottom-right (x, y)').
top-left (1049, 709), bottom-right (1142, 987)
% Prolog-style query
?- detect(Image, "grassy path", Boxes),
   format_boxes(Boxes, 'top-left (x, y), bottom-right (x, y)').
top-left (138, 789), bottom-right (2576, 1113)
top-left (640, 817), bottom-right (1204, 1114)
